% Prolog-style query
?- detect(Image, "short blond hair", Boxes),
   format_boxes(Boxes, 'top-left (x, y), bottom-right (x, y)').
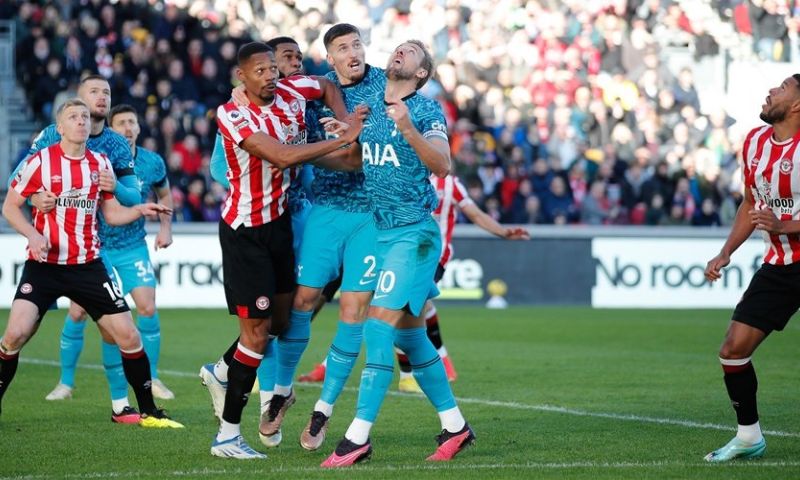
top-left (56, 98), bottom-right (89, 120)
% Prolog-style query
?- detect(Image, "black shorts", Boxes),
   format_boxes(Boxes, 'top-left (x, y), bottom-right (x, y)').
top-left (14, 260), bottom-right (129, 321)
top-left (219, 214), bottom-right (295, 319)
top-left (732, 262), bottom-right (800, 335)
top-left (434, 263), bottom-right (445, 283)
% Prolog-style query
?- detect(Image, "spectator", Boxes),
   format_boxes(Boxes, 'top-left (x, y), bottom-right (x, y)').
top-left (541, 177), bottom-right (577, 224)
top-left (645, 194), bottom-right (667, 225)
top-left (581, 181), bottom-right (611, 225)
top-left (4, 0), bottom-right (763, 225)
top-left (692, 198), bottom-right (723, 226)
top-left (672, 67), bottom-right (701, 112)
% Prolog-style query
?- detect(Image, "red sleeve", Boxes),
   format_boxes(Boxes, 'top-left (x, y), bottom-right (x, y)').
top-left (216, 103), bottom-right (257, 145)
top-left (452, 176), bottom-right (474, 208)
top-left (283, 75), bottom-right (324, 101)
top-left (11, 154), bottom-right (43, 198)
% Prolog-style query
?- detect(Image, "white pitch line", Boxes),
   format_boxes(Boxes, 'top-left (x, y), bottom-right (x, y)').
top-left (3, 460), bottom-right (800, 480)
top-left (18, 357), bottom-right (800, 438)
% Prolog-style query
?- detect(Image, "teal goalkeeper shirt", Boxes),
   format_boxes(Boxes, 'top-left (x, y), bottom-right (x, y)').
top-left (101, 146), bottom-right (167, 250)
top-left (305, 64), bottom-right (386, 214)
top-left (358, 92), bottom-right (448, 230)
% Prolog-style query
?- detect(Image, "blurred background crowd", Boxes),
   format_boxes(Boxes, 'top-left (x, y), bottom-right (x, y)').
top-left (4, 0), bottom-right (799, 225)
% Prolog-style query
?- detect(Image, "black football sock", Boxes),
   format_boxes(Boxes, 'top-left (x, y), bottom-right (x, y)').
top-left (121, 347), bottom-right (157, 414)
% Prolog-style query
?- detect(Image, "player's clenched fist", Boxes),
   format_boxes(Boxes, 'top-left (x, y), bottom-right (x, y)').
top-left (704, 252), bottom-right (730, 282)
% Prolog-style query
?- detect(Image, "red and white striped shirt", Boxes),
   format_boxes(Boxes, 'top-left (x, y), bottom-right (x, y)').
top-left (742, 125), bottom-right (800, 265)
top-left (431, 174), bottom-right (474, 265)
top-left (10, 144), bottom-right (113, 265)
top-left (216, 75), bottom-right (323, 228)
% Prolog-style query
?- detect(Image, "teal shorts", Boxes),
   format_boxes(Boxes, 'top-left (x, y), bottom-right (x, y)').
top-left (371, 216), bottom-right (441, 316)
top-left (296, 205), bottom-right (378, 292)
top-left (291, 198), bottom-right (312, 260)
top-left (102, 242), bottom-right (157, 296)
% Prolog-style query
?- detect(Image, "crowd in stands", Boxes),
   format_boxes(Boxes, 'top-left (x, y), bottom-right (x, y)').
top-left (4, 0), bottom-right (797, 226)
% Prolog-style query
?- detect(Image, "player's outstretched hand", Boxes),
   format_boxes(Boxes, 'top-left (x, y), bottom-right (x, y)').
top-left (320, 117), bottom-right (350, 136)
top-left (340, 105), bottom-right (368, 144)
top-left (27, 232), bottom-right (50, 262)
top-left (705, 252), bottom-right (730, 282)
top-left (503, 227), bottom-right (530, 240)
top-left (136, 202), bottom-right (173, 217)
top-left (30, 191), bottom-right (57, 213)
top-left (155, 230), bottom-right (173, 250)
top-left (750, 208), bottom-right (784, 234)
top-left (99, 169), bottom-right (117, 193)
top-left (231, 85), bottom-right (248, 106)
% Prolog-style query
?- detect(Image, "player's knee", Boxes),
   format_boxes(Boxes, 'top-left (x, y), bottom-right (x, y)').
top-left (292, 287), bottom-right (319, 311)
top-left (136, 303), bottom-right (156, 317)
top-left (339, 294), bottom-right (368, 323)
top-left (1, 327), bottom-right (30, 351)
top-left (339, 302), bottom-right (364, 323)
top-left (106, 319), bottom-right (141, 350)
top-left (242, 328), bottom-right (270, 352)
top-left (117, 329), bottom-right (142, 350)
top-left (718, 339), bottom-right (752, 360)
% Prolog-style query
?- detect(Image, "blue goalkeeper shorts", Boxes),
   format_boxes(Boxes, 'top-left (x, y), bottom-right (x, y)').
top-left (296, 205), bottom-right (377, 292)
top-left (291, 197), bottom-right (312, 260)
top-left (371, 216), bottom-right (441, 317)
top-left (103, 242), bottom-right (156, 296)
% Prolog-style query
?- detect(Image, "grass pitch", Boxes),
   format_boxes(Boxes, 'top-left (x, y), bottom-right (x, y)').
top-left (0, 306), bottom-right (797, 479)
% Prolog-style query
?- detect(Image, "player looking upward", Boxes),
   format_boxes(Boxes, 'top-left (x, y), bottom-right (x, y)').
top-left (321, 40), bottom-right (474, 468)
top-left (704, 74), bottom-right (800, 462)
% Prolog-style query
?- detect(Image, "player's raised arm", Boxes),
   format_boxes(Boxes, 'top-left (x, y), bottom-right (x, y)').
top-left (315, 76), bottom-right (349, 120)
top-left (100, 197), bottom-right (172, 227)
top-left (386, 98), bottom-right (450, 177)
top-left (313, 142), bottom-right (363, 171)
top-left (219, 103), bottom-right (362, 169)
top-left (461, 202), bottom-right (530, 239)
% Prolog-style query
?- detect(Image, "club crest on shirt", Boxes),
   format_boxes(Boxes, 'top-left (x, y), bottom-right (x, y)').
top-left (288, 99), bottom-right (301, 114)
top-left (780, 158), bottom-right (793, 174)
top-left (90, 171), bottom-right (99, 184)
